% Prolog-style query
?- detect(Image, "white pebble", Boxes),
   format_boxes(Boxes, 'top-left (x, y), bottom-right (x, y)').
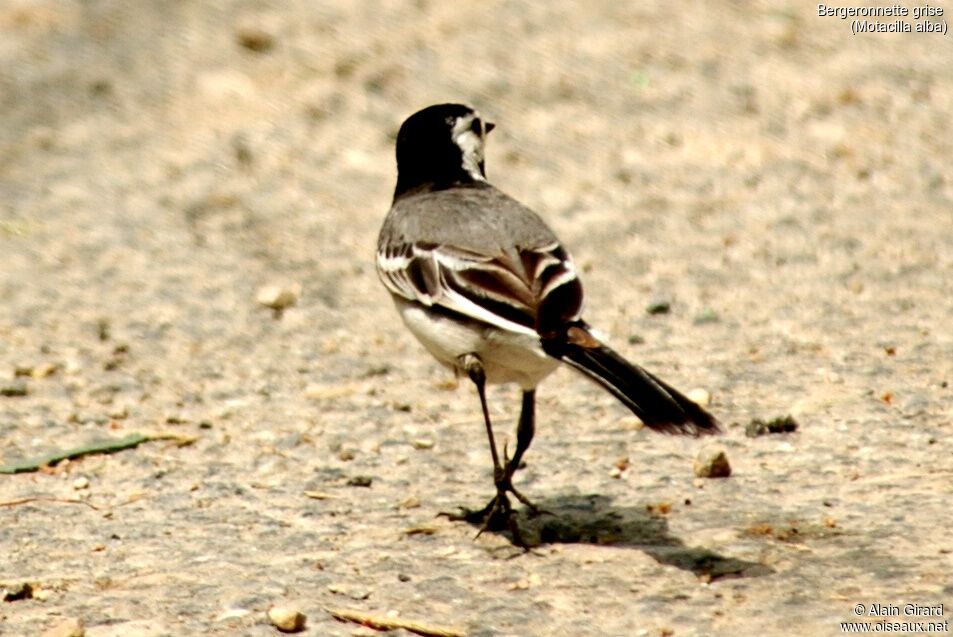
top-left (215, 608), bottom-right (251, 622)
top-left (693, 448), bottom-right (732, 478)
top-left (687, 387), bottom-right (711, 406)
top-left (256, 283), bottom-right (301, 310)
top-left (267, 606), bottom-right (306, 633)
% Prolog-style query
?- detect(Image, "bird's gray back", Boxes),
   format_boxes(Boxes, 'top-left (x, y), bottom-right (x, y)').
top-left (379, 185), bottom-right (561, 254)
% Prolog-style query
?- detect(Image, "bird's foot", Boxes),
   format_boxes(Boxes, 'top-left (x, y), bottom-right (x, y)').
top-left (438, 480), bottom-right (549, 549)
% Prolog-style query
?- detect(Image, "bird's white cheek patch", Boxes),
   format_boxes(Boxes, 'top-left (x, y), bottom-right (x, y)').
top-left (451, 119), bottom-right (487, 182)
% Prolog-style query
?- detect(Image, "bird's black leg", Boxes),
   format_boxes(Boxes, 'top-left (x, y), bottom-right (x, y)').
top-left (439, 354), bottom-right (530, 547)
top-left (499, 390), bottom-right (546, 516)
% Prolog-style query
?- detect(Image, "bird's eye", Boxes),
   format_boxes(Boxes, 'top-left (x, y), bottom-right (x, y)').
top-left (470, 118), bottom-right (482, 135)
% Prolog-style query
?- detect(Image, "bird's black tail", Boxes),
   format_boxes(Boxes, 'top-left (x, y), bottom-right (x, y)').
top-left (542, 326), bottom-right (720, 436)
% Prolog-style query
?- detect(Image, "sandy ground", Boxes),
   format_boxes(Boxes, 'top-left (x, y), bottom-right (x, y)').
top-left (1, 1), bottom-right (951, 635)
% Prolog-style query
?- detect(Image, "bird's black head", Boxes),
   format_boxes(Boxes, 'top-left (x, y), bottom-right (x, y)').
top-left (393, 103), bottom-right (496, 201)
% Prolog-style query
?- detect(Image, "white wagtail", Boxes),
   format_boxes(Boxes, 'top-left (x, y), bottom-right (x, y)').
top-left (376, 103), bottom-right (719, 542)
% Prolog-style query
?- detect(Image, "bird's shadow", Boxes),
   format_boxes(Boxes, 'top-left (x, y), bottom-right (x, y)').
top-left (472, 494), bottom-right (772, 581)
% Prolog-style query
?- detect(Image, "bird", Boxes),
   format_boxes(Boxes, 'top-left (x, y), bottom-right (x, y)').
top-left (376, 103), bottom-right (719, 545)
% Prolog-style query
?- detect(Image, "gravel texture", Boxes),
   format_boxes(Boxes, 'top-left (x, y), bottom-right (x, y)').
top-left (1, 1), bottom-right (951, 636)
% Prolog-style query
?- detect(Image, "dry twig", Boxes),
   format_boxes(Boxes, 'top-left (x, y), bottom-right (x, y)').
top-left (0, 496), bottom-right (99, 510)
top-left (326, 607), bottom-right (466, 637)
top-left (304, 490), bottom-right (340, 500)
top-left (0, 431), bottom-right (198, 474)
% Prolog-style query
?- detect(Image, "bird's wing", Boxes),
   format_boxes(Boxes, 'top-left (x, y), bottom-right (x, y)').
top-left (376, 238), bottom-right (583, 338)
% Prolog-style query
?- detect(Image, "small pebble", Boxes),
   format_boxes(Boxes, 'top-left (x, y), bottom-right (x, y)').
top-left (745, 415), bottom-right (799, 437)
top-left (506, 573), bottom-right (542, 591)
top-left (360, 439), bottom-right (381, 455)
top-left (2, 582), bottom-right (33, 601)
top-left (327, 583), bottom-right (372, 600)
top-left (232, 134), bottom-right (253, 166)
top-left (619, 416), bottom-right (644, 430)
top-left (215, 608), bottom-right (251, 622)
top-left (268, 606), bottom-right (306, 633)
top-left (411, 438), bottom-right (434, 450)
top-left (398, 495), bottom-right (420, 509)
top-left (646, 501), bottom-right (672, 516)
top-left (646, 299), bottom-right (671, 315)
top-left (346, 475), bottom-right (373, 487)
top-left (236, 27), bottom-right (275, 53)
top-left (693, 448), bottom-right (732, 478)
top-left (41, 618), bottom-right (84, 637)
top-left (256, 283), bottom-right (301, 310)
top-left (22, 363), bottom-right (58, 379)
top-left (1, 380), bottom-right (28, 397)
top-left (72, 477), bottom-right (90, 490)
top-left (96, 318), bottom-right (111, 341)
top-left (687, 388), bottom-right (711, 406)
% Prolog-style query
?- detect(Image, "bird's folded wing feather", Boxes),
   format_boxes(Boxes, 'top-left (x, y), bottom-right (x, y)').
top-left (376, 240), bottom-right (583, 338)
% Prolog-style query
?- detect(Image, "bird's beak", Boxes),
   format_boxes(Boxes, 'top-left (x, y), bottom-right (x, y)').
top-left (485, 122), bottom-right (496, 134)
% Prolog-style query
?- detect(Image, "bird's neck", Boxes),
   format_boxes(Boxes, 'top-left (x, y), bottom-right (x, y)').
top-left (393, 165), bottom-right (486, 202)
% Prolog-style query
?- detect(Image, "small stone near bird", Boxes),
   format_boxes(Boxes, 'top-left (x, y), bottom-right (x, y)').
top-left (745, 415), bottom-right (799, 438)
top-left (693, 448), bottom-right (732, 478)
top-left (268, 606), bottom-right (306, 633)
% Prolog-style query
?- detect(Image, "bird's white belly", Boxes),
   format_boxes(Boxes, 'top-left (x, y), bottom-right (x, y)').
top-left (394, 299), bottom-right (560, 390)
